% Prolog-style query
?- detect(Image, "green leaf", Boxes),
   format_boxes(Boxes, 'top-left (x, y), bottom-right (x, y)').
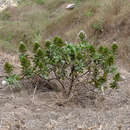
top-left (106, 55), bottom-right (114, 66)
top-left (110, 81), bottom-right (118, 89)
top-left (19, 56), bottom-right (31, 68)
top-left (112, 44), bottom-right (118, 53)
top-left (4, 62), bottom-right (13, 74)
top-left (5, 74), bottom-right (20, 85)
top-left (19, 42), bottom-right (27, 53)
top-left (66, 44), bottom-right (77, 60)
top-left (78, 31), bottom-right (86, 41)
top-left (98, 46), bottom-right (104, 53)
top-left (33, 42), bottom-right (40, 53)
top-left (113, 73), bottom-right (120, 81)
top-left (88, 45), bottom-right (96, 54)
top-left (45, 40), bottom-right (51, 48)
top-left (53, 36), bottom-right (65, 47)
top-left (109, 65), bottom-right (117, 73)
top-left (98, 76), bottom-right (106, 84)
top-left (103, 47), bottom-right (109, 55)
top-left (93, 53), bottom-right (100, 62)
top-left (36, 48), bottom-right (45, 58)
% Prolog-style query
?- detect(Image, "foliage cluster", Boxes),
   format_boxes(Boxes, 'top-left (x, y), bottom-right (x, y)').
top-left (33, 0), bottom-right (45, 4)
top-left (4, 32), bottom-right (120, 96)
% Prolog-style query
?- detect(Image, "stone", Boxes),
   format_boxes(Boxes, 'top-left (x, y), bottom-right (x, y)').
top-left (120, 75), bottom-right (126, 81)
top-left (1, 80), bottom-right (7, 86)
top-left (66, 4), bottom-right (75, 9)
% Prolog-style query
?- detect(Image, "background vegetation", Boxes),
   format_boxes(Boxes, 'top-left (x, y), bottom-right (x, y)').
top-left (0, 0), bottom-right (130, 69)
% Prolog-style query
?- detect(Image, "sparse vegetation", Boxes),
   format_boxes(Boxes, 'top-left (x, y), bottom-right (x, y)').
top-left (0, 0), bottom-right (130, 130)
top-left (0, 0), bottom-right (129, 69)
top-left (34, 0), bottom-right (45, 5)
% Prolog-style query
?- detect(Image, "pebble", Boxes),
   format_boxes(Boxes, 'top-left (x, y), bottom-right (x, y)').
top-left (66, 4), bottom-right (75, 9)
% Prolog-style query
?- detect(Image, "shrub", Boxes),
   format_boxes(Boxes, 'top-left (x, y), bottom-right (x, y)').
top-left (4, 62), bottom-right (20, 86)
top-left (4, 32), bottom-right (120, 96)
top-left (91, 20), bottom-right (104, 33)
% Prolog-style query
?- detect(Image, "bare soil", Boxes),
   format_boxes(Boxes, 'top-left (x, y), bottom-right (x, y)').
top-left (0, 58), bottom-right (130, 130)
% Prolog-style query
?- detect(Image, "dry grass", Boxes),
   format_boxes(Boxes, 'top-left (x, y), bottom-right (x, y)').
top-left (0, 80), bottom-right (130, 130)
top-left (0, 1), bottom-right (130, 130)
top-left (0, 0), bottom-right (130, 67)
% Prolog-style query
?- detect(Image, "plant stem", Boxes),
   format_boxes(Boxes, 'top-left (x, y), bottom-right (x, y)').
top-left (68, 65), bottom-right (75, 96)
top-left (53, 70), bottom-right (66, 94)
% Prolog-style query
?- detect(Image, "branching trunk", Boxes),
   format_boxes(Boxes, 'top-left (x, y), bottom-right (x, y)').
top-left (68, 65), bottom-right (75, 96)
top-left (53, 70), bottom-right (66, 94)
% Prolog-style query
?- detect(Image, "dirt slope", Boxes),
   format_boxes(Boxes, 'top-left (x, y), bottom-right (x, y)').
top-left (0, 57), bottom-right (130, 130)
top-left (0, 0), bottom-right (130, 129)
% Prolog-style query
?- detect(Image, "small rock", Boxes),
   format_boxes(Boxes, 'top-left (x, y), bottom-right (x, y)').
top-left (1, 80), bottom-right (7, 86)
top-left (66, 4), bottom-right (75, 9)
top-left (77, 125), bottom-right (84, 130)
top-left (49, 111), bottom-right (59, 120)
top-left (120, 75), bottom-right (126, 81)
top-left (46, 119), bottom-right (57, 129)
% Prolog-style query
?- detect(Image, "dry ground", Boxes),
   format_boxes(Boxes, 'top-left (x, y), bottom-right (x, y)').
top-left (0, 0), bottom-right (130, 129)
top-left (0, 54), bottom-right (130, 130)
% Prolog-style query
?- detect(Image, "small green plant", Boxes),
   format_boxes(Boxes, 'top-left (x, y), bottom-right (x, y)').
top-left (4, 62), bottom-right (20, 86)
top-left (87, 11), bottom-right (93, 17)
top-left (75, 0), bottom-right (81, 6)
top-left (91, 20), bottom-right (104, 33)
top-left (4, 32), bottom-right (120, 96)
top-left (34, 0), bottom-right (45, 4)
top-left (4, 62), bottom-right (13, 74)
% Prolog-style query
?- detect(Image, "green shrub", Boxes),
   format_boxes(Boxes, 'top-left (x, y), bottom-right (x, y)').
top-left (4, 62), bottom-right (20, 85)
top-left (87, 11), bottom-right (93, 17)
top-left (4, 32), bottom-right (120, 96)
top-left (91, 20), bottom-right (104, 33)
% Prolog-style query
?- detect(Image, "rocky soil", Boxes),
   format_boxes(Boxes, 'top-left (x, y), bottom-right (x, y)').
top-left (0, 56), bottom-right (130, 130)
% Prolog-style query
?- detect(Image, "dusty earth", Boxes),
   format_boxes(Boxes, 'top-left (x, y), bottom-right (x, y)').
top-left (0, 57), bottom-right (130, 130)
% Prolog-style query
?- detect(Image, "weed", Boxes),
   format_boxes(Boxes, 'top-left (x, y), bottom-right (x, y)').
top-left (91, 20), bottom-right (104, 33)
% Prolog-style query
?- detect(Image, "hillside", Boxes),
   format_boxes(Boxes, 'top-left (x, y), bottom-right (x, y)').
top-left (0, 0), bottom-right (130, 130)
top-left (0, 0), bottom-right (130, 69)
